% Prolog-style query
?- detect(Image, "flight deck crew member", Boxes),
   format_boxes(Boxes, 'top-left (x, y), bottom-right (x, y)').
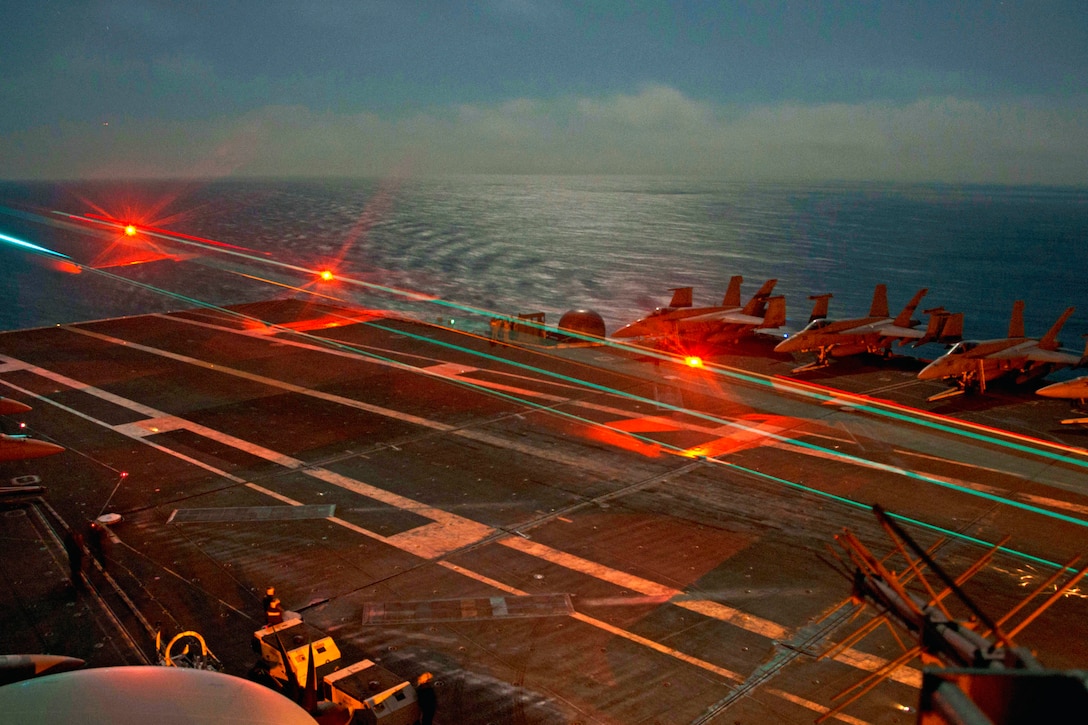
top-left (262, 586), bottom-right (276, 612)
top-left (64, 530), bottom-right (85, 589)
top-left (416, 672), bottom-right (437, 725)
top-left (87, 521), bottom-right (109, 568)
top-left (266, 597), bottom-right (284, 626)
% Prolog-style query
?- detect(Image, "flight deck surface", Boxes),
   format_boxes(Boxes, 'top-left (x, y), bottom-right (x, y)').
top-left (1, 300), bottom-right (1086, 724)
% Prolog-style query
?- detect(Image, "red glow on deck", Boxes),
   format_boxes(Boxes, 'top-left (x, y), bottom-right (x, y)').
top-left (47, 259), bottom-right (83, 275)
top-left (582, 424), bottom-right (664, 458)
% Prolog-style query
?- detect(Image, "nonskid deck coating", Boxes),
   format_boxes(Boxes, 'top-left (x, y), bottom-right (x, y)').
top-left (1, 299), bottom-right (1086, 725)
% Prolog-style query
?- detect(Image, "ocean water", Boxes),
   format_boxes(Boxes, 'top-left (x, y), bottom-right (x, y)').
top-left (2, 176), bottom-right (1086, 356)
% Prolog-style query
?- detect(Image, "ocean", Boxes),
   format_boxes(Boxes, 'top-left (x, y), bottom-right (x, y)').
top-left (2, 176), bottom-right (1086, 361)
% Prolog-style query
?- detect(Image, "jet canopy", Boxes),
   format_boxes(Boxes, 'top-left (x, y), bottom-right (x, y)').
top-left (800, 318), bottom-right (833, 333)
top-left (947, 341), bottom-right (979, 355)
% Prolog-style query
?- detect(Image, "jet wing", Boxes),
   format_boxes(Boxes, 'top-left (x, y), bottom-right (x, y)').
top-left (680, 310), bottom-right (765, 326)
top-left (876, 324), bottom-right (925, 339)
top-left (987, 347), bottom-right (1080, 364)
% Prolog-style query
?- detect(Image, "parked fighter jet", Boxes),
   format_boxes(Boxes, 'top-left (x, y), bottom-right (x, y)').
top-left (613, 276), bottom-right (785, 343)
top-left (773, 285), bottom-right (946, 369)
top-left (918, 301), bottom-right (1084, 398)
top-left (1036, 376), bottom-right (1088, 425)
top-left (1038, 376), bottom-right (1088, 404)
top-left (0, 400), bottom-right (64, 462)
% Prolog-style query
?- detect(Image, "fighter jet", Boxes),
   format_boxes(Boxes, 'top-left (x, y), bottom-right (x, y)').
top-left (1036, 376), bottom-right (1088, 425)
top-left (774, 285), bottom-right (939, 369)
top-left (1037, 376), bottom-right (1088, 405)
top-left (0, 400), bottom-right (64, 462)
top-left (918, 301), bottom-right (1084, 398)
top-left (613, 276), bottom-right (785, 343)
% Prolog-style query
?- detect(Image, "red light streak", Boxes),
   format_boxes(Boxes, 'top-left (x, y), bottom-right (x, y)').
top-left (80, 213), bottom-right (260, 253)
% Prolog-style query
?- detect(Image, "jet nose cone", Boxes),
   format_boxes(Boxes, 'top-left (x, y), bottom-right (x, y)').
top-left (1036, 381), bottom-right (1063, 398)
top-left (917, 360), bottom-right (945, 380)
top-left (0, 398), bottom-right (32, 416)
top-left (1037, 377), bottom-right (1088, 399)
top-left (0, 435), bottom-right (65, 461)
top-left (774, 335), bottom-right (804, 353)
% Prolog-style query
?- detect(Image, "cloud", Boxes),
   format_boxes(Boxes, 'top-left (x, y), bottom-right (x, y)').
top-left (3, 86), bottom-right (1087, 184)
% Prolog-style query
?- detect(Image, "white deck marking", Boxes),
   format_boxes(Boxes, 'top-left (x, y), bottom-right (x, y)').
top-left (304, 468), bottom-right (493, 558)
top-left (245, 482), bottom-right (307, 507)
top-left (65, 327), bottom-right (453, 432)
top-left (1017, 493), bottom-right (1088, 517)
top-left (499, 536), bottom-right (919, 687)
top-left (765, 688), bottom-right (871, 725)
top-left (499, 535), bottom-right (787, 638)
top-left (63, 327), bottom-right (629, 480)
top-left (424, 362), bottom-right (478, 376)
top-left (441, 562), bottom-right (869, 721)
top-left (571, 610), bottom-right (742, 681)
top-left (0, 353), bottom-right (494, 558)
top-left (113, 416), bottom-right (191, 437)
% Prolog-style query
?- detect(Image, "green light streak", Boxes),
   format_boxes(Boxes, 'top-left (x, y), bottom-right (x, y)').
top-left (0, 231), bottom-right (71, 259)
top-left (361, 319), bottom-right (1088, 530)
top-left (722, 462), bottom-right (1070, 572)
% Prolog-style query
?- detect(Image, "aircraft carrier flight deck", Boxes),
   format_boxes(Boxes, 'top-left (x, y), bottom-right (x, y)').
top-left (1, 299), bottom-right (1086, 724)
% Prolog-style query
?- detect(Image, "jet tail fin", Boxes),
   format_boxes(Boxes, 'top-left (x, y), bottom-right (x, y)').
top-left (760, 296), bottom-right (787, 329)
top-left (668, 287), bottom-right (693, 308)
top-left (741, 279), bottom-right (778, 317)
top-left (938, 311), bottom-right (964, 343)
top-left (1039, 306), bottom-right (1075, 351)
top-left (1008, 300), bottom-right (1025, 338)
top-left (868, 284), bottom-right (889, 318)
top-left (892, 288), bottom-right (928, 327)
top-left (721, 276), bottom-right (743, 307)
top-left (808, 293), bottom-right (833, 322)
top-left (915, 307), bottom-right (963, 346)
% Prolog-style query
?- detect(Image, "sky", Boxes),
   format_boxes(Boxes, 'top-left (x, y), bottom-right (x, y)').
top-left (2, 0), bottom-right (1087, 183)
